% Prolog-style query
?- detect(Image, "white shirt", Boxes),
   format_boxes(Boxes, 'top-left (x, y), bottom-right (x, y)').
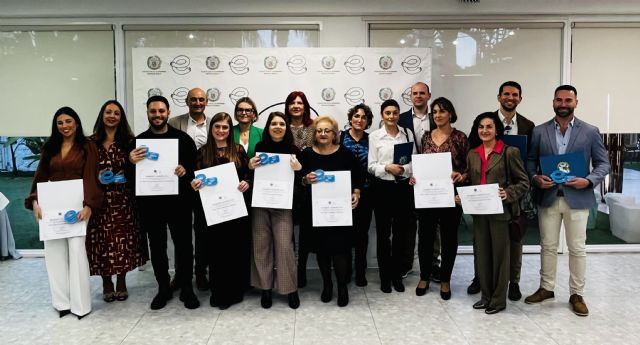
top-left (186, 115), bottom-right (208, 149)
top-left (498, 110), bottom-right (518, 135)
top-left (368, 125), bottom-right (416, 181)
top-left (411, 108), bottom-right (430, 150)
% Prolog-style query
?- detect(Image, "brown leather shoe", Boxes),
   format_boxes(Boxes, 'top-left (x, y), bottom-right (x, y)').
top-left (524, 287), bottom-right (555, 304)
top-left (569, 294), bottom-right (589, 316)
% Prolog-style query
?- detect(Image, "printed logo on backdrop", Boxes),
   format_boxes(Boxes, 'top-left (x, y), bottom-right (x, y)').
top-left (207, 88), bottom-right (221, 103)
top-left (260, 56), bottom-right (282, 75)
top-left (143, 56), bottom-right (165, 75)
top-left (287, 55), bottom-right (308, 75)
top-left (203, 56), bottom-right (224, 75)
top-left (344, 55), bottom-right (365, 75)
top-left (229, 87), bottom-right (249, 104)
top-left (318, 88), bottom-right (340, 107)
top-left (344, 87), bottom-right (365, 105)
top-left (171, 87), bottom-right (189, 107)
top-left (401, 55), bottom-right (423, 75)
top-left (379, 88), bottom-right (393, 101)
top-left (318, 56), bottom-right (339, 74)
top-left (170, 55), bottom-right (192, 75)
top-left (229, 55), bottom-right (250, 75)
top-left (376, 56), bottom-right (397, 75)
top-left (148, 88), bottom-right (163, 98)
top-left (402, 87), bottom-right (412, 106)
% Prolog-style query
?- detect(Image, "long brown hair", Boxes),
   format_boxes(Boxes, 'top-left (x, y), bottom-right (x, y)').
top-left (198, 112), bottom-right (243, 169)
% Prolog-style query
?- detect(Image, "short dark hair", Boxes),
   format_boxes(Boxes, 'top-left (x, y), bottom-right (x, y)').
top-left (347, 103), bottom-right (374, 130)
top-left (554, 84), bottom-right (577, 97)
top-left (498, 81), bottom-right (522, 96)
top-left (147, 95), bottom-right (170, 110)
top-left (380, 99), bottom-right (400, 113)
top-left (468, 111), bottom-right (505, 148)
top-left (430, 97), bottom-right (458, 124)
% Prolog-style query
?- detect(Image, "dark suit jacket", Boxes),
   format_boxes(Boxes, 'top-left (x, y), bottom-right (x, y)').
top-left (494, 110), bottom-right (535, 149)
top-left (526, 117), bottom-right (610, 209)
top-left (466, 144), bottom-right (530, 219)
top-left (399, 109), bottom-right (435, 151)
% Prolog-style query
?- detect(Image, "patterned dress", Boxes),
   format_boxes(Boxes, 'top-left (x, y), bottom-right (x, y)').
top-left (86, 141), bottom-right (148, 276)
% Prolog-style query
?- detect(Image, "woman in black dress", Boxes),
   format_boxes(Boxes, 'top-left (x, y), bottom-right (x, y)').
top-left (191, 112), bottom-right (251, 310)
top-left (299, 115), bottom-right (363, 307)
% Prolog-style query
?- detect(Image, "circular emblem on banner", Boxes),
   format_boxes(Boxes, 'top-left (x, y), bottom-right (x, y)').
top-left (171, 87), bottom-right (189, 106)
top-left (287, 55), bottom-right (308, 74)
top-left (344, 55), bottom-right (365, 75)
top-left (205, 56), bottom-right (221, 70)
top-left (401, 87), bottom-right (412, 106)
top-left (378, 88), bottom-right (393, 101)
top-left (229, 55), bottom-right (250, 75)
top-left (379, 56), bottom-right (393, 70)
top-left (229, 87), bottom-right (249, 104)
top-left (401, 55), bottom-right (423, 74)
top-left (321, 56), bottom-right (336, 70)
top-left (344, 87), bottom-right (365, 105)
top-left (206, 88), bottom-right (221, 102)
top-left (264, 56), bottom-right (278, 70)
top-left (557, 161), bottom-right (571, 173)
top-left (321, 88), bottom-right (336, 102)
top-left (170, 55), bottom-right (192, 75)
top-left (147, 56), bottom-right (162, 70)
top-left (147, 88), bottom-right (163, 98)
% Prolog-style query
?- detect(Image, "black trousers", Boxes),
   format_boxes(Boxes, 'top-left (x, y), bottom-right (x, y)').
top-left (372, 178), bottom-right (412, 282)
top-left (353, 186), bottom-right (373, 279)
top-left (417, 205), bottom-right (462, 282)
top-left (139, 200), bottom-right (193, 289)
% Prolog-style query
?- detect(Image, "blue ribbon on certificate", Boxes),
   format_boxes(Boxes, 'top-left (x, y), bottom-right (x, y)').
top-left (314, 169), bottom-right (335, 183)
top-left (139, 145), bottom-right (159, 160)
top-left (258, 153), bottom-right (280, 164)
top-left (195, 174), bottom-right (218, 186)
top-left (540, 152), bottom-right (587, 184)
top-left (64, 210), bottom-right (78, 224)
top-left (99, 170), bottom-right (126, 184)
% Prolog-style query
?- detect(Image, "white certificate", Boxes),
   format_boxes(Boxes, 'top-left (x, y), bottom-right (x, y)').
top-left (37, 179), bottom-right (87, 241)
top-left (251, 153), bottom-right (294, 209)
top-left (311, 171), bottom-right (352, 227)
top-left (135, 139), bottom-right (179, 196)
top-left (412, 153), bottom-right (455, 208)
top-left (456, 184), bottom-right (504, 215)
top-left (196, 162), bottom-right (248, 226)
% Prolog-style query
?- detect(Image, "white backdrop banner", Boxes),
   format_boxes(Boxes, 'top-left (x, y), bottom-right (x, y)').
top-left (132, 47), bottom-right (431, 133)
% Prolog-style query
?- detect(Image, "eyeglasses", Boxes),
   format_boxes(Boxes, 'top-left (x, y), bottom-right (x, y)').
top-left (237, 108), bottom-right (254, 115)
top-left (189, 97), bottom-right (206, 103)
top-left (315, 128), bottom-right (334, 135)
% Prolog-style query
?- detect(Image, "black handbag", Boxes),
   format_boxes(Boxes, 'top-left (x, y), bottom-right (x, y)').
top-left (503, 146), bottom-right (525, 242)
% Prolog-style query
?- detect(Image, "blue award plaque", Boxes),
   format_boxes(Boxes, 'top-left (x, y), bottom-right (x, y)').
top-left (540, 152), bottom-right (587, 184)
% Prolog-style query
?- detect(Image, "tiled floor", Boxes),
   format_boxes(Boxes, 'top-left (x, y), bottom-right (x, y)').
top-left (1, 253), bottom-right (639, 345)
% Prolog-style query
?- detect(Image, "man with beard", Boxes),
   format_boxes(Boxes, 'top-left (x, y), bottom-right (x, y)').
top-left (168, 88), bottom-right (212, 292)
top-left (524, 85), bottom-right (609, 316)
top-left (129, 95), bottom-right (200, 310)
top-left (467, 81), bottom-right (534, 301)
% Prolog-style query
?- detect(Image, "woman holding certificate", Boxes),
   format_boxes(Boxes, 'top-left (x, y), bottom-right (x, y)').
top-left (86, 100), bottom-right (148, 303)
top-left (340, 104), bottom-right (375, 287)
top-left (462, 112), bottom-right (529, 314)
top-left (248, 111), bottom-right (302, 309)
top-left (26, 106), bottom-right (103, 319)
top-left (191, 112), bottom-right (251, 310)
top-left (410, 97), bottom-right (468, 300)
top-left (300, 116), bottom-right (363, 307)
top-left (368, 99), bottom-right (416, 294)
top-left (284, 91), bottom-right (314, 288)
top-left (232, 97), bottom-right (263, 158)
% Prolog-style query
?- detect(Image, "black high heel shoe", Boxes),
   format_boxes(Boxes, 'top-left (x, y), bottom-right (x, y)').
top-left (440, 282), bottom-right (451, 300)
top-left (337, 285), bottom-right (349, 307)
top-left (288, 292), bottom-right (300, 309)
top-left (321, 283), bottom-right (333, 303)
top-left (415, 280), bottom-right (429, 296)
top-left (58, 309), bottom-right (71, 318)
top-left (261, 290), bottom-right (272, 309)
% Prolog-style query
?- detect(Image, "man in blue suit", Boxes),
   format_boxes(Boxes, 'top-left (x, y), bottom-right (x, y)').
top-left (524, 85), bottom-right (610, 317)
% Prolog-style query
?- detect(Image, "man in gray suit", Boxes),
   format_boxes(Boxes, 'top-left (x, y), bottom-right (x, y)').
top-left (524, 85), bottom-right (610, 317)
top-left (168, 87), bottom-right (213, 291)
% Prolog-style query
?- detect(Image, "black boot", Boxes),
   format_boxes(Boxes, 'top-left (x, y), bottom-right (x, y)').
top-left (288, 291), bottom-right (300, 309)
top-left (261, 290), bottom-right (272, 309)
top-left (337, 285), bottom-right (349, 307)
top-left (321, 282), bottom-right (333, 303)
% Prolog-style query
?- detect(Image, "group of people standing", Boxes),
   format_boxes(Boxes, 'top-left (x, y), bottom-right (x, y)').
top-left (26, 80), bottom-right (609, 319)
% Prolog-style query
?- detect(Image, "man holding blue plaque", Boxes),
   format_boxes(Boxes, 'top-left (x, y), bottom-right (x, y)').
top-left (524, 85), bottom-right (610, 317)
top-left (467, 81), bottom-right (534, 301)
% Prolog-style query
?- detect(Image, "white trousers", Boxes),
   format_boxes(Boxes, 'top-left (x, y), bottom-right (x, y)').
top-left (538, 197), bottom-right (589, 296)
top-left (44, 236), bottom-right (92, 316)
